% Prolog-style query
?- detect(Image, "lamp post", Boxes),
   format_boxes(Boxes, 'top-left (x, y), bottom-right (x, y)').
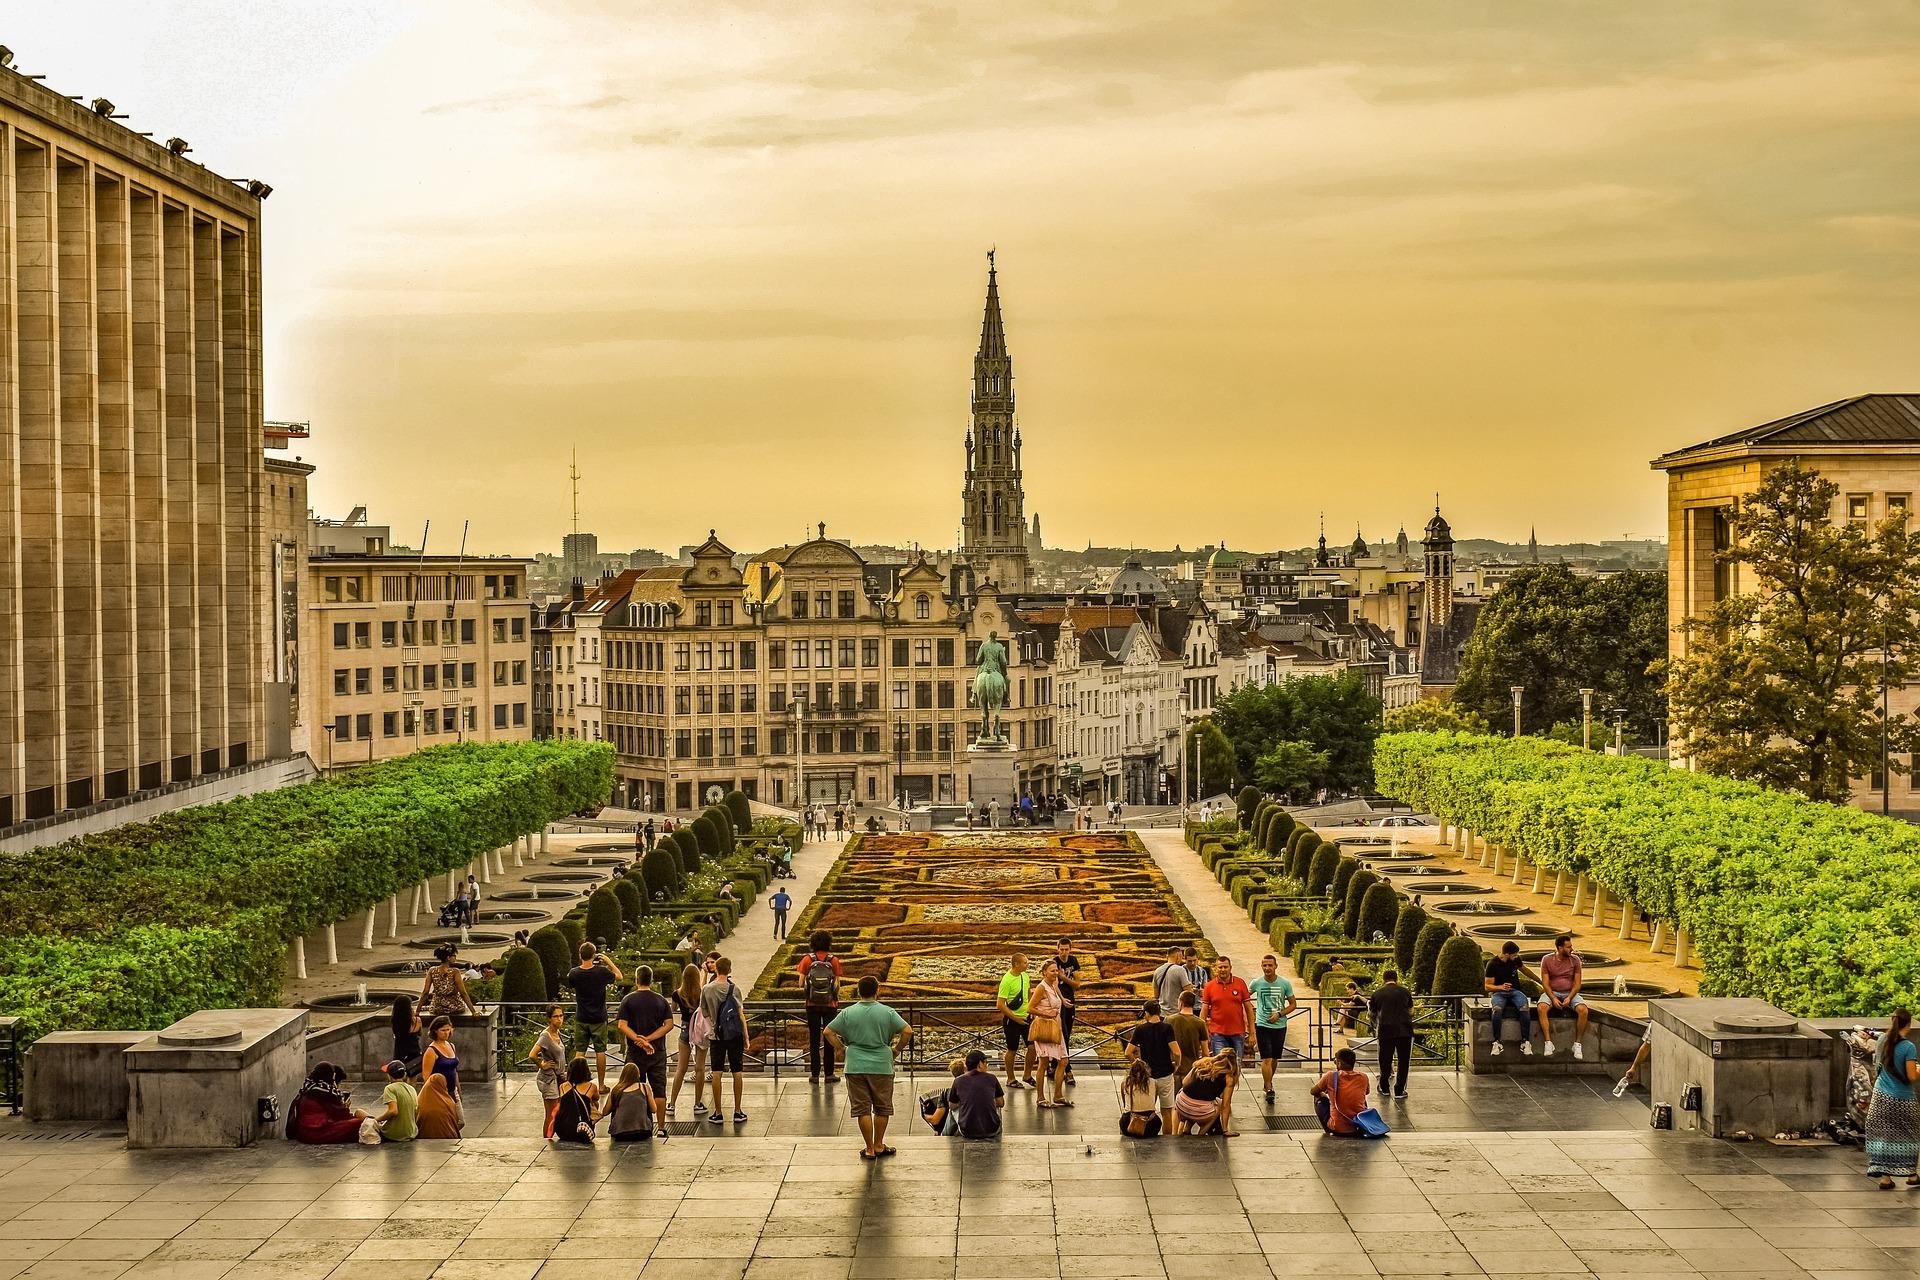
top-left (1607, 708), bottom-right (1626, 754)
top-left (1579, 688), bottom-right (1594, 750)
top-left (1176, 690), bottom-right (1191, 819)
top-left (894, 717), bottom-right (907, 812)
top-left (1509, 685), bottom-right (1524, 738)
top-left (792, 699), bottom-right (805, 814)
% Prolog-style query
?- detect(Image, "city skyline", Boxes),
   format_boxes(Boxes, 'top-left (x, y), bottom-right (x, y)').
top-left (10, 1), bottom-right (1920, 554)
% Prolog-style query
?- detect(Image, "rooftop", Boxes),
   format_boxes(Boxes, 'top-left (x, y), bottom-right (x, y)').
top-left (1652, 393), bottom-right (1920, 469)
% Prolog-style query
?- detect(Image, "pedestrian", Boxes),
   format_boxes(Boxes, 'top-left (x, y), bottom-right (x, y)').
top-left (701, 956), bottom-right (749, 1124)
top-left (615, 964), bottom-right (674, 1140)
top-left (666, 963), bottom-right (707, 1118)
top-left (799, 930), bottom-right (843, 1083)
top-left (374, 1060), bottom-right (417, 1143)
top-left (1168, 991), bottom-right (1209, 1086)
top-left (1118, 1057), bottom-right (1163, 1139)
top-left (824, 974), bottom-right (911, 1159)
top-left (1311, 1046), bottom-right (1373, 1136)
top-left (390, 996), bottom-right (422, 1078)
top-left (1201, 956), bottom-right (1253, 1061)
top-left (949, 1049), bottom-right (1004, 1140)
top-left (287, 1062), bottom-right (367, 1144)
top-left (834, 809), bottom-right (845, 839)
top-left (1484, 941), bottom-right (1535, 1057)
top-left (635, 822), bottom-right (645, 854)
top-left (1536, 933), bottom-right (1590, 1059)
top-left (466, 873), bottom-right (480, 917)
top-left (965, 799), bottom-right (976, 830)
top-left (1052, 938), bottom-right (1080, 1086)
top-left (600, 1061), bottom-right (656, 1143)
top-left (771, 886), bottom-right (792, 940)
top-left (1181, 946), bottom-right (1207, 994)
top-left (996, 951), bottom-right (1036, 1089)
top-left (527, 1004), bottom-right (568, 1135)
top-left (1249, 953), bottom-right (1297, 1104)
top-left (644, 818), bottom-right (656, 850)
top-left (1369, 968), bottom-right (1415, 1100)
top-left (1174, 1048), bottom-right (1238, 1137)
top-left (419, 1015), bottom-right (461, 1108)
top-left (1030, 958), bottom-right (1070, 1108)
top-left (1123, 998), bottom-right (1178, 1133)
top-left (564, 942), bottom-right (623, 1090)
top-left (415, 1070), bottom-right (462, 1139)
top-left (420, 944), bottom-right (475, 1018)
top-left (1152, 945), bottom-right (1193, 1021)
top-left (550, 1057), bottom-right (598, 1145)
top-left (988, 797), bottom-right (1000, 828)
top-left (1867, 1009), bottom-right (1919, 1189)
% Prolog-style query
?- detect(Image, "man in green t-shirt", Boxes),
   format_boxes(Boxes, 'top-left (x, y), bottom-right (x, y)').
top-left (824, 976), bottom-right (911, 1159)
top-left (1248, 953), bottom-right (1298, 1104)
top-left (376, 1059), bottom-right (418, 1142)
top-left (995, 952), bottom-right (1035, 1089)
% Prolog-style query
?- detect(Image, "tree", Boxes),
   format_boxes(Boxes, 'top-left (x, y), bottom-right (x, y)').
top-left (585, 888), bottom-right (624, 949)
top-left (1358, 882), bottom-right (1400, 944)
top-left (1254, 740), bottom-right (1331, 795)
top-left (527, 927), bottom-right (571, 1000)
top-left (1393, 902), bottom-right (1428, 972)
top-left (1236, 786), bottom-right (1263, 828)
top-left (1181, 720), bottom-right (1239, 797)
top-left (1307, 844), bottom-right (1340, 896)
top-left (1343, 868), bottom-right (1380, 938)
top-left (1383, 700), bottom-right (1489, 735)
top-left (1411, 920), bottom-right (1452, 993)
top-left (1454, 564), bottom-right (1667, 736)
top-left (1666, 462), bottom-right (1920, 803)
top-left (613, 877), bottom-right (646, 928)
top-left (501, 946), bottom-right (547, 1005)
top-left (1212, 673), bottom-right (1383, 794)
top-left (1431, 936), bottom-right (1487, 998)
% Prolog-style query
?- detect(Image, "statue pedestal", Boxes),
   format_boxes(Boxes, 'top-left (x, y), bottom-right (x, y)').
top-left (965, 740), bottom-right (1018, 812)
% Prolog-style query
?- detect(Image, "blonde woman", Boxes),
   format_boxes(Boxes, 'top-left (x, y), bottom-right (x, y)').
top-left (1174, 1048), bottom-right (1238, 1137)
top-left (666, 963), bottom-right (708, 1117)
top-left (1030, 959), bottom-right (1071, 1108)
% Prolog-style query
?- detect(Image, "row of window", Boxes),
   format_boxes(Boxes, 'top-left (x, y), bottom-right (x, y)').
top-left (320, 572), bottom-right (522, 605)
top-left (331, 701), bottom-right (526, 741)
top-left (590, 715), bottom-right (1051, 760)
top-left (330, 616), bottom-right (526, 649)
top-left (330, 662), bottom-right (525, 696)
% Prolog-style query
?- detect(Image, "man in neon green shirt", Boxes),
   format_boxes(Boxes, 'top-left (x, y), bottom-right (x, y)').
top-left (996, 951), bottom-right (1036, 1088)
top-left (1248, 953), bottom-right (1297, 1104)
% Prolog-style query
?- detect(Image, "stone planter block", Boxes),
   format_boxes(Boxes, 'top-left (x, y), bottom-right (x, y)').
top-left (25, 1031), bottom-right (149, 1122)
top-left (125, 1009), bottom-right (308, 1149)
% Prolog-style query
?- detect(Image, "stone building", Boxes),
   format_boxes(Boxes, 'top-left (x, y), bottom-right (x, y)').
top-left (959, 252), bottom-right (1031, 594)
top-left (0, 66), bottom-right (287, 832)
top-left (1652, 393), bottom-right (1920, 812)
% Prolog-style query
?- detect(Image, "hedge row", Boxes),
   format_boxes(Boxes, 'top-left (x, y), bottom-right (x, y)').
top-left (1374, 731), bottom-right (1920, 1015)
top-left (0, 741), bottom-right (615, 1037)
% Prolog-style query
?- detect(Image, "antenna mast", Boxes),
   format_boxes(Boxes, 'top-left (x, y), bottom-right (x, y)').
top-left (568, 447), bottom-right (582, 581)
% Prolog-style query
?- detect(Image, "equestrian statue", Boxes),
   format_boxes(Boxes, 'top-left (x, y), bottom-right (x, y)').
top-left (971, 631), bottom-right (1009, 744)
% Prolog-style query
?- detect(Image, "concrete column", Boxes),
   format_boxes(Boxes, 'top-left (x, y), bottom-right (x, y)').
top-left (1590, 884), bottom-right (1608, 929)
top-left (324, 923), bottom-right (338, 967)
top-left (360, 908), bottom-right (376, 951)
top-left (1674, 929), bottom-right (1692, 969)
top-left (292, 937), bottom-right (307, 981)
top-left (1569, 875), bottom-right (1586, 916)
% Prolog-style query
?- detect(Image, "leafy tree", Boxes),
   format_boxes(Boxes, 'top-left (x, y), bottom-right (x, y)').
top-left (1431, 936), bottom-right (1487, 997)
top-left (1212, 673), bottom-right (1383, 794)
top-left (585, 889), bottom-right (624, 949)
top-left (612, 877), bottom-right (645, 928)
top-left (1263, 811), bottom-right (1294, 856)
top-left (1393, 901), bottom-right (1428, 972)
top-left (1667, 462), bottom-right (1920, 802)
top-left (501, 946), bottom-right (547, 1005)
top-left (1383, 700), bottom-right (1489, 735)
top-left (724, 789), bottom-right (752, 833)
top-left (528, 927), bottom-right (571, 999)
top-left (1411, 920), bottom-right (1452, 993)
top-left (1255, 740), bottom-right (1331, 795)
top-left (1454, 564), bottom-right (1667, 736)
top-left (1307, 843), bottom-right (1340, 896)
top-left (1329, 855), bottom-right (1359, 905)
top-left (1236, 786), bottom-right (1263, 828)
top-left (1358, 882), bottom-right (1400, 944)
top-left (1343, 868), bottom-right (1379, 937)
top-left (1182, 720), bottom-right (1239, 797)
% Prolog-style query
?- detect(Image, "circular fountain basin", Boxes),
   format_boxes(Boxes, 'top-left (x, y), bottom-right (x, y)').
top-left (1336, 836), bottom-right (1391, 848)
top-left (1380, 866), bottom-right (1464, 879)
top-left (491, 888), bottom-right (585, 903)
top-left (405, 930), bottom-right (512, 950)
top-left (1515, 946), bottom-right (1621, 968)
top-left (524, 872), bottom-right (604, 885)
top-left (305, 990), bottom-right (416, 1011)
top-left (357, 959), bottom-right (439, 978)
top-left (1435, 900), bottom-right (1530, 917)
top-left (572, 842), bottom-right (642, 854)
top-left (552, 855), bottom-right (630, 869)
top-left (1405, 882), bottom-right (1492, 897)
top-left (1585, 979), bottom-right (1679, 1000)
top-left (1358, 850), bottom-right (1433, 864)
top-left (1467, 922), bottom-right (1567, 941)
top-left (476, 908), bottom-right (551, 923)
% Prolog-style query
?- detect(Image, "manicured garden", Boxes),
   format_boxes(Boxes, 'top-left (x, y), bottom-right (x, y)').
top-left (1374, 731), bottom-right (1920, 1015)
top-left (0, 741), bottom-right (614, 1037)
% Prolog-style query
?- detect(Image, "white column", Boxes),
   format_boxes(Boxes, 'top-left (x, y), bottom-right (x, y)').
top-left (1673, 929), bottom-right (1692, 969)
top-left (411, 881), bottom-right (426, 925)
top-left (477, 855), bottom-right (491, 887)
top-left (1617, 900), bottom-right (1636, 941)
top-left (1489, 844), bottom-right (1502, 876)
top-left (324, 922), bottom-right (339, 967)
top-left (1530, 864), bottom-right (1545, 894)
top-left (1511, 852), bottom-right (1526, 885)
top-left (361, 908), bottom-right (376, 951)
top-left (1569, 875), bottom-right (1586, 916)
top-left (1550, 869), bottom-right (1566, 904)
top-left (292, 937), bottom-right (307, 981)
top-left (513, 840), bottom-right (524, 868)
top-left (1590, 884), bottom-right (1608, 929)
top-left (388, 895), bottom-right (400, 939)
top-left (1649, 920), bottom-right (1666, 954)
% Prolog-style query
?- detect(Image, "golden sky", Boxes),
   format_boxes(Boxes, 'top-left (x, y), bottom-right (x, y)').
top-left (16, 2), bottom-right (1920, 556)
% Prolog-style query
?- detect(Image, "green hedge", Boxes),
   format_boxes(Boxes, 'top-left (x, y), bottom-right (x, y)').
top-left (0, 741), bottom-right (612, 1038)
top-left (1376, 731), bottom-right (1920, 1014)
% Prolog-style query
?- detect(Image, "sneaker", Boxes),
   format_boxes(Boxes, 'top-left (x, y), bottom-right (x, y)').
top-left (693, 1101), bottom-right (708, 1113)
top-left (655, 1127), bottom-right (670, 1140)
top-left (1264, 1089), bottom-right (1276, 1105)
top-left (1572, 1042), bottom-right (1585, 1061)
top-left (1542, 1041), bottom-right (1556, 1057)
top-left (1394, 1089), bottom-right (1407, 1099)
top-left (666, 1104), bottom-right (677, 1118)
top-left (1520, 1041), bottom-right (1533, 1057)
top-left (1612, 1077), bottom-right (1630, 1098)
top-left (733, 1111), bottom-right (748, 1123)
top-left (706, 1112), bottom-right (723, 1125)
top-left (1490, 1042), bottom-right (1504, 1057)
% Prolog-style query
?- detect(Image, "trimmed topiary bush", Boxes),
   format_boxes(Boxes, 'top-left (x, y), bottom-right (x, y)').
top-left (1358, 882), bottom-right (1400, 945)
top-left (528, 926), bottom-right (571, 998)
top-left (704, 806), bottom-right (735, 856)
top-left (585, 888), bottom-right (624, 949)
top-left (1394, 901), bottom-right (1429, 972)
top-left (1237, 786), bottom-right (1262, 828)
top-left (1307, 843), bottom-right (1341, 896)
top-left (674, 827), bottom-right (705, 876)
top-left (1412, 919), bottom-right (1453, 993)
top-left (501, 945), bottom-right (546, 1005)
top-left (1285, 835), bottom-right (1311, 882)
top-left (725, 789), bottom-right (753, 833)
top-left (1343, 868), bottom-right (1380, 938)
top-left (1431, 936), bottom-right (1487, 998)
top-left (1269, 809), bottom-right (1295, 847)
top-left (1330, 855), bottom-right (1360, 906)
top-left (642, 845), bottom-right (681, 899)
top-left (613, 877), bottom-right (645, 928)
top-left (556, 915), bottom-right (586, 954)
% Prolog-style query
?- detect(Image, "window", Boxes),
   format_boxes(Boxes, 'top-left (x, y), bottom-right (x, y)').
top-left (382, 711), bottom-right (398, 737)
top-left (915, 724), bottom-right (933, 752)
top-left (861, 681), bottom-right (879, 709)
top-left (838, 729), bottom-right (857, 754)
top-left (512, 661), bottom-right (526, 684)
top-left (915, 593), bottom-right (930, 620)
top-left (770, 684), bottom-right (787, 713)
top-left (674, 730), bottom-right (691, 758)
top-left (938, 723), bottom-right (954, 754)
top-left (815, 731), bottom-right (833, 755)
top-left (793, 642), bottom-right (809, 669)
top-left (513, 702), bottom-right (526, 726)
top-left (511, 617), bottom-right (524, 641)
top-left (915, 639), bottom-right (933, 666)
top-left (403, 665), bottom-right (420, 692)
top-left (838, 590), bottom-right (856, 619)
top-left (816, 639), bottom-right (833, 669)
top-left (815, 681), bottom-right (832, 709)
top-left (698, 686), bottom-right (713, 714)
top-left (892, 639), bottom-right (910, 666)
top-left (402, 708), bottom-right (417, 736)
top-left (696, 642), bottom-right (712, 671)
top-left (442, 707), bottom-right (457, 733)
top-left (422, 619), bottom-right (437, 646)
top-left (790, 592), bottom-right (807, 619)
top-left (462, 663), bottom-right (476, 688)
top-left (504, 576), bottom-right (520, 599)
top-left (862, 639), bottom-right (879, 668)
top-left (382, 621), bottom-right (397, 646)
top-left (493, 618), bottom-right (508, 644)
top-left (742, 728), bottom-right (757, 756)
top-left (402, 619), bottom-right (417, 646)
top-left (719, 602), bottom-right (733, 625)
top-left (464, 706), bottom-right (477, 732)
top-left (742, 684), bottom-right (758, 713)
top-left (333, 715), bottom-right (350, 741)
top-left (697, 729), bottom-right (712, 758)
top-left (862, 729), bottom-right (880, 753)
top-left (938, 680), bottom-right (955, 709)
top-left (696, 601), bottom-right (711, 627)
top-left (893, 681), bottom-right (909, 709)
top-left (355, 668), bottom-right (371, 695)
top-left (485, 574), bottom-right (499, 598)
top-left (492, 661), bottom-right (507, 685)
top-left (675, 687), bottom-right (692, 715)
top-left (768, 641), bottom-right (784, 670)
top-left (461, 618), bottom-right (475, 644)
top-left (937, 639), bottom-right (954, 666)
top-left (718, 685), bottom-right (734, 713)
top-left (423, 666), bottom-right (438, 690)
top-left (915, 681), bottom-right (933, 709)
top-left (332, 623), bottom-right (349, 649)
top-left (442, 662), bottom-right (457, 688)
top-left (1892, 494), bottom-right (1911, 521)
top-left (422, 709), bottom-right (438, 735)
top-left (816, 591), bottom-right (831, 619)
top-left (839, 681), bottom-right (856, 710)
top-left (740, 641), bottom-right (757, 671)
top-left (966, 639), bottom-right (981, 666)
top-left (673, 642), bottom-right (691, 671)
top-left (838, 638), bottom-right (856, 669)
top-left (354, 622), bottom-right (371, 649)
top-left (323, 576), bottom-right (341, 603)
top-left (770, 728), bottom-right (787, 755)
top-left (719, 642), bottom-right (734, 671)
top-left (1848, 493), bottom-right (1871, 525)
top-left (495, 704), bottom-right (508, 729)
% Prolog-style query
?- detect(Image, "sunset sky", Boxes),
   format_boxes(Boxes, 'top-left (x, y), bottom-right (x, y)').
top-left (15, 2), bottom-right (1920, 556)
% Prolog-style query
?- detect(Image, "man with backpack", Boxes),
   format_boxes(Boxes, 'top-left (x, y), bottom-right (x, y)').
top-left (700, 956), bottom-right (749, 1124)
top-left (798, 931), bottom-right (843, 1083)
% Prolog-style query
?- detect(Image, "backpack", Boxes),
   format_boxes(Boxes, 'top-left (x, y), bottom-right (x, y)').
top-left (803, 958), bottom-right (838, 1007)
top-left (714, 982), bottom-right (745, 1043)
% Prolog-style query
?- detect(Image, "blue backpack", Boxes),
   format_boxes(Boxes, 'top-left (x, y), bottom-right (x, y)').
top-left (714, 982), bottom-right (745, 1042)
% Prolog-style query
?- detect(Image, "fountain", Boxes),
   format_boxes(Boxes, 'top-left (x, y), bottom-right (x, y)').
top-left (1435, 899), bottom-right (1530, 917)
top-left (356, 983), bottom-right (368, 1006)
top-left (493, 888), bottom-right (584, 903)
top-left (304, 988), bottom-right (414, 1011)
top-left (1466, 921), bottom-right (1564, 941)
top-left (1614, 973), bottom-right (1629, 997)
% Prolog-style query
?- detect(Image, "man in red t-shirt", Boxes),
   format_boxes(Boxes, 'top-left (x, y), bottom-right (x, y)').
top-left (1200, 956), bottom-right (1253, 1061)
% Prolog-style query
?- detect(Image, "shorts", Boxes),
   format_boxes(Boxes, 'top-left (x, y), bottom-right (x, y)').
top-left (1002, 1017), bottom-right (1029, 1052)
top-left (1255, 1024), bottom-right (1288, 1062)
top-left (1543, 993), bottom-right (1588, 1011)
top-left (575, 1021), bottom-right (609, 1051)
top-left (845, 1072), bottom-right (895, 1118)
top-left (710, 1036), bottom-right (745, 1074)
top-left (1150, 1073), bottom-right (1176, 1110)
top-left (1208, 1033), bottom-right (1246, 1058)
top-left (638, 1053), bottom-right (668, 1095)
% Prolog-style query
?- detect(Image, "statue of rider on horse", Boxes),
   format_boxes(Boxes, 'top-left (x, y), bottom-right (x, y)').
top-left (972, 631), bottom-right (1010, 744)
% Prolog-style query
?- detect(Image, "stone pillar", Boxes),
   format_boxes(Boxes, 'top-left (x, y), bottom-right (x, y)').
top-left (125, 1011), bottom-right (309, 1149)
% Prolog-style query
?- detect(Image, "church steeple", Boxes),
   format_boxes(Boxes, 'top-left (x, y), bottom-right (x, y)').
top-left (959, 250), bottom-right (1029, 594)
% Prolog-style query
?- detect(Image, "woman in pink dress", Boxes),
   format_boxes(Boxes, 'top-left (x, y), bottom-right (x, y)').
top-left (1031, 959), bottom-right (1072, 1108)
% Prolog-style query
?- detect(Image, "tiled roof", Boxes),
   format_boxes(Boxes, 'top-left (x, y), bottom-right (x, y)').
top-left (1653, 394), bottom-right (1920, 467)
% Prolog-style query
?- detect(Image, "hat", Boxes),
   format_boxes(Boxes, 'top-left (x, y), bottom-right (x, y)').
top-left (383, 1059), bottom-right (408, 1079)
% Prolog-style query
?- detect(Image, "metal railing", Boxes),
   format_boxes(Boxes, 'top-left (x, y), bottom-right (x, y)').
top-left (0, 1017), bottom-right (20, 1114)
top-left (480, 994), bottom-right (1466, 1081)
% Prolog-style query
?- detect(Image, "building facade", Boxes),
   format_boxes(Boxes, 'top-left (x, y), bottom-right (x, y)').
top-left (0, 67), bottom-right (279, 830)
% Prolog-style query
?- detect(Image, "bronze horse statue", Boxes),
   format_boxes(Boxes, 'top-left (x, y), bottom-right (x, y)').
top-left (972, 631), bottom-right (1009, 742)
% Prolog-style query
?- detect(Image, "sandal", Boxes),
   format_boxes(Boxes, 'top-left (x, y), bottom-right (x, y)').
top-left (1879, 1176), bottom-right (1895, 1189)
top-left (860, 1149), bottom-right (878, 1160)
top-left (1059, 1099), bottom-right (1075, 1108)
top-left (1005, 1079), bottom-right (1025, 1090)
top-left (1037, 1100), bottom-right (1060, 1109)
top-left (877, 1146), bottom-right (897, 1157)
top-left (1023, 1076), bottom-right (1038, 1087)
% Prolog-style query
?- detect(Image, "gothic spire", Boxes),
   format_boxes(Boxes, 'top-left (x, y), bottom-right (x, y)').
top-left (978, 249), bottom-right (1006, 359)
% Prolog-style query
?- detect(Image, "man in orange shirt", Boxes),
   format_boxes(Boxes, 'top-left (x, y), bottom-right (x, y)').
top-left (1200, 956), bottom-right (1253, 1062)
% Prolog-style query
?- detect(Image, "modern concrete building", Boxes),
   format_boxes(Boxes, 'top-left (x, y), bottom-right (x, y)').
top-left (0, 64), bottom-right (285, 833)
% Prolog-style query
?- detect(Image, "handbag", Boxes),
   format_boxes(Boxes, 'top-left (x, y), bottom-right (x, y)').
top-left (1029, 1014), bottom-right (1063, 1045)
top-left (1124, 1111), bottom-right (1158, 1138)
top-left (1329, 1070), bottom-right (1390, 1139)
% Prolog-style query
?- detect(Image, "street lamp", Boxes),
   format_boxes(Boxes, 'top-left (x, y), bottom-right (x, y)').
top-left (894, 717), bottom-right (907, 812)
top-left (792, 699), bottom-right (806, 814)
top-left (1509, 685), bottom-right (1524, 738)
top-left (1579, 688), bottom-right (1594, 751)
top-left (1606, 707), bottom-right (1626, 754)
top-left (1176, 690), bottom-right (1192, 819)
